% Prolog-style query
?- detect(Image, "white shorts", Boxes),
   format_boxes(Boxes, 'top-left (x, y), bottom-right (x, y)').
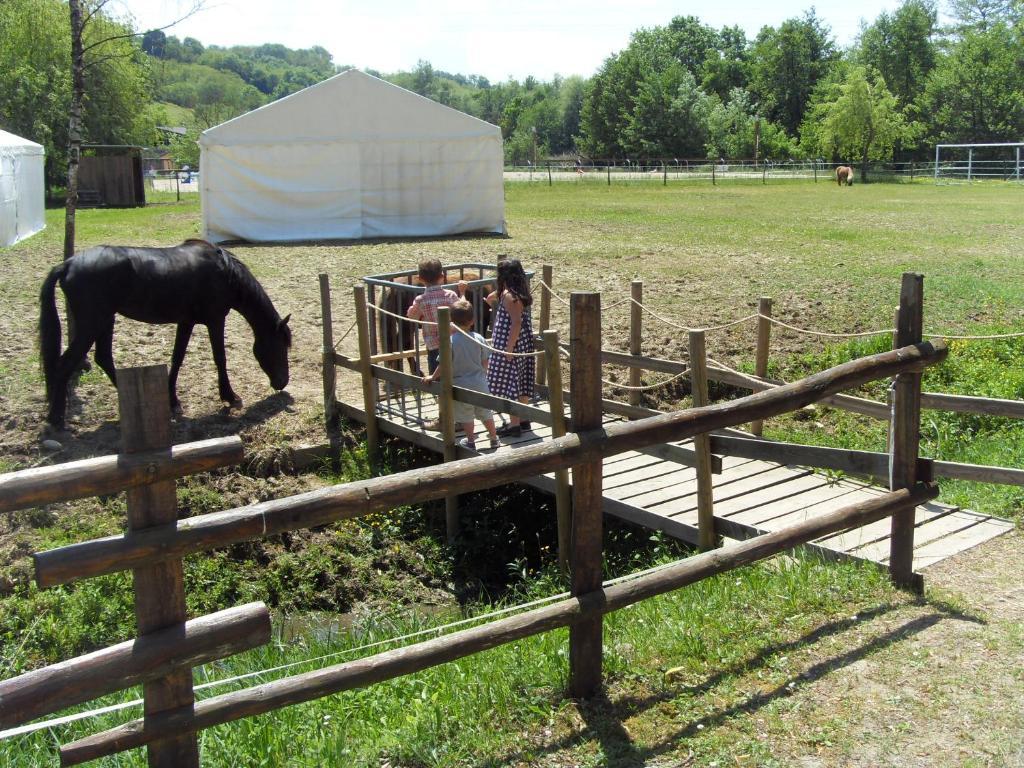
top-left (453, 399), bottom-right (493, 423)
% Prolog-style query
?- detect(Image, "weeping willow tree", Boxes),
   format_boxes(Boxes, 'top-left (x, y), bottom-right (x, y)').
top-left (803, 65), bottom-right (912, 182)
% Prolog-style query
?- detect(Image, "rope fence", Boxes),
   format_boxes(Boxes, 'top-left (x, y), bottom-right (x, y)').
top-left (535, 279), bottom-right (1024, 343)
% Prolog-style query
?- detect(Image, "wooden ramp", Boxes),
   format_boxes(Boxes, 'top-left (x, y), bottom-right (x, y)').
top-left (339, 395), bottom-right (1014, 573)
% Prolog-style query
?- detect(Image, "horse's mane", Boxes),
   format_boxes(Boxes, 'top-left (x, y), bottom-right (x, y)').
top-left (188, 241), bottom-right (287, 343)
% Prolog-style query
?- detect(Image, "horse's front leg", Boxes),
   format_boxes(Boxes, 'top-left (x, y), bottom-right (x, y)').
top-left (206, 319), bottom-right (242, 409)
top-left (168, 323), bottom-right (194, 414)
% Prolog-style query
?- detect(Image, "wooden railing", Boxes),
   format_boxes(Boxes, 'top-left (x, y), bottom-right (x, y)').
top-left (1, 281), bottom-right (948, 766)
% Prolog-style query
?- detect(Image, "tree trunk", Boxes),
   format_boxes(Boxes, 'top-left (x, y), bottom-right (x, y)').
top-left (65, 0), bottom-right (85, 261)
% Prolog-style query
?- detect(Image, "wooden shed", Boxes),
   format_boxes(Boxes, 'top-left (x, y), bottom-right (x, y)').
top-left (79, 145), bottom-right (146, 207)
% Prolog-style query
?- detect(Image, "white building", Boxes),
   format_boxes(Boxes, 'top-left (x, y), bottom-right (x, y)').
top-left (199, 70), bottom-right (505, 243)
top-left (0, 129), bottom-right (45, 247)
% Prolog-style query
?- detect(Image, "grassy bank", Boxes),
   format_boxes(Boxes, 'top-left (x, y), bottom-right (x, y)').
top-left (4, 550), bottom-right (902, 767)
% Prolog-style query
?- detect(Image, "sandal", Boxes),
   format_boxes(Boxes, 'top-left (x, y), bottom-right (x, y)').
top-left (496, 423), bottom-right (521, 438)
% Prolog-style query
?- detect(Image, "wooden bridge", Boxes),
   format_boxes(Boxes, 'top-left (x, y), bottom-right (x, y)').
top-left (324, 267), bottom-right (1019, 578)
top-left (335, 391), bottom-right (1013, 574)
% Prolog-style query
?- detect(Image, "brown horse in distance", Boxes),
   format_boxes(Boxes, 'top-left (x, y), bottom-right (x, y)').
top-left (378, 271), bottom-right (493, 375)
top-left (836, 166), bottom-right (854, 186)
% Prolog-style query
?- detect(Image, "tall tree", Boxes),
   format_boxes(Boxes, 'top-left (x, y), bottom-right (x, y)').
top-left (920, 21), bottom-right (1024, 141)
top-left (62, 0), bottom-right (198, 257)
top-left (748, 11), bottom-right (838, 135)
top-left (805, 66), bottom-right (908, 181)
top-left (858, 0), bottom-right (938, 109)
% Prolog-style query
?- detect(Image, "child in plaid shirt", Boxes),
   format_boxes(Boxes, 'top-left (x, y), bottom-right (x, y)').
top-left (407, 258), bottom-right (467, 374)
top-left (407, 259), bottom-right (466, 431)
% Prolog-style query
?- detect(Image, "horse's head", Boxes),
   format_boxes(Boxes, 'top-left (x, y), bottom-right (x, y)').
top-left (254, 314), bottom-right (292, 390)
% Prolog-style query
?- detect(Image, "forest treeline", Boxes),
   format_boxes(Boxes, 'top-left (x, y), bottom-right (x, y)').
top-left (1, 0), bottom-right (1022, 188)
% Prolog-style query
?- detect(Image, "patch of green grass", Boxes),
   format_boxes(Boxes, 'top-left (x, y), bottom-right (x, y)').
top-left (1, 553), bottom-right (897, 767)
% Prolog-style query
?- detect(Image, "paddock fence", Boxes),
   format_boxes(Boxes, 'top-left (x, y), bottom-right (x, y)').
top-left (504, 159), bottom-right (1024, 185)
top-left (0, 275), bottom-right (949, 766)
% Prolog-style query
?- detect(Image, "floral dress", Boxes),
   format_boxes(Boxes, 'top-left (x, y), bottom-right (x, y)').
top-left (486, 292), bottom-right (535, 400)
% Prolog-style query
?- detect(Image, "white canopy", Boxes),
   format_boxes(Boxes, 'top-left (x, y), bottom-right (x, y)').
top-left (199, 70), bottom-right (505, 243)
top-left (0, 129), bottom-right (45, 247)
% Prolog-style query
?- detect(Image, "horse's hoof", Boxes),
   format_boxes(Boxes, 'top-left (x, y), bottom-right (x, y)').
top-left (229, 398), bottom-right (243, 410)
top-left (171, 403), bottom-right (184, 418)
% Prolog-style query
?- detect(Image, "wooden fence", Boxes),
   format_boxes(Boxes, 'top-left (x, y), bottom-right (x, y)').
top-left (1, 280), bottom-right (949, 765)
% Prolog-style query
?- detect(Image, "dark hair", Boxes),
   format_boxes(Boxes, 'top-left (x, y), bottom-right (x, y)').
top-left (496, 258), bottom-right (532, 307)
top-left (450, 298), bottom-right (475, 327)
top-left (417, 258), bottom-right (443, 284)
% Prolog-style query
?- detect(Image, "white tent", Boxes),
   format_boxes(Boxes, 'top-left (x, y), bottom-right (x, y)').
top-left (0, 129), bottom-right (45, 247)
top-left (199, 70), bottom-right (505, 243)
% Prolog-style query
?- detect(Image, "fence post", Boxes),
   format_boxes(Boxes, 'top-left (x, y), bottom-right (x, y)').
top-left (607, 164), bottom-right (611, 186)
top-left (544, 329), bottom-right (571, 575)
top-left (319, 274), bottom-right (338, 431)
top-left (536, 264), bottom-right (552, 387)
top-left (629, 280), bottom-right (643, 407)
top-left (762, 166), bottom-right (767, 185)
top-left (814, 163), bottom-right (818, 183)
top-left (353, 285), bottom-right (380, 468)
top-left (436, 306), bottom-right (458, 543)
top-left (688, 331), bottom-right (717, 551)
top-left (569, 292), bottom-right (603, 698)
top-left (712, 163), bottom-right (716, 186)
top-left (889, 273), bottom-right (924, 592)
top-left (750, 296), bottom-right (773, 436)
top-left (118, 365), bottom-right (200, 768)
top-left (547, 161), bottom-right (552, 186)
top-left (663, 163), bottom-right (667, 186)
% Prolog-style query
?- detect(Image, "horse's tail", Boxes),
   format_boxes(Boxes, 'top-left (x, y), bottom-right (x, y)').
top-left (39, 262), bottom-right (67, 403)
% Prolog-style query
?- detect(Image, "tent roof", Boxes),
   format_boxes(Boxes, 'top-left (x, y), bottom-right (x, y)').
top-left (200, 69), bottom-right (500, 147)
top-left (0, 129), bottom-right (44, 154)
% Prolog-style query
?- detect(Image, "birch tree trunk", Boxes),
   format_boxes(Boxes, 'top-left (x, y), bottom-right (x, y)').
top-left (64, 0), bottom-right (85, 260)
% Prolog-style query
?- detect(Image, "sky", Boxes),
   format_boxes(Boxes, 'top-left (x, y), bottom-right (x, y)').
top-left (118, 0), bottom-right (922, 83)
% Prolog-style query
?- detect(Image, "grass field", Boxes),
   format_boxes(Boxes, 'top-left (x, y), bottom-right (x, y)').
top-left (1, 181), bottom-right (1022, 767)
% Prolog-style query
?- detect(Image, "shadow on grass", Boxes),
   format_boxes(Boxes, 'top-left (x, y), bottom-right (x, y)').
top-left (492, 600), bottom-right (985, 767)
top-left (54, 390), bottom-right (295, 459)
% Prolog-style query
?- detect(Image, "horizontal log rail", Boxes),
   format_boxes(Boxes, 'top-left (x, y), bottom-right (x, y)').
top-left (710, 434), bottom-right (891, 480)
top-left (59, 482), bottom-right (939, 765)
top-left (706, 365), bottom-right (891, 420)
top-left (34, 341), bottom-right (946, 588)
top-left (0, 603), bottom-right (270, 729)
top-left (0, 437), bottom-right (244, 515)
top-left (931, 459), bottom-right (1024, 486)
top-left (711, 426), bottom-right (1024, 488)
top-left (920, 391), bottom-right (1024, 420)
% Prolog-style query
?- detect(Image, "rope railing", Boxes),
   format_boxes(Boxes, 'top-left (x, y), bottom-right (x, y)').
top-left (452, 324), bottom-right (547, 358)
top-left (332, 319), bottom-right (358, 350)
top-left (537, 278), bottom-right (1024, 344)
top-left (601, 367), bottom-right (692, 392)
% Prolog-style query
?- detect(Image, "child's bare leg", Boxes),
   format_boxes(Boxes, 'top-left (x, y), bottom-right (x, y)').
top-left (460, 421), bottom-right (476, 442)
top-left (483, 418), bottom-right (498, 442)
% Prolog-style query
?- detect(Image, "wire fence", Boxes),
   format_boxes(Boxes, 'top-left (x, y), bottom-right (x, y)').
top-left (504, 159), bottom-right (1024, 186)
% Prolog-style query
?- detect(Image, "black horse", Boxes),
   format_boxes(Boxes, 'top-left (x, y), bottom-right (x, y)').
top-left (39, 239), bottom-right (291, 427)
